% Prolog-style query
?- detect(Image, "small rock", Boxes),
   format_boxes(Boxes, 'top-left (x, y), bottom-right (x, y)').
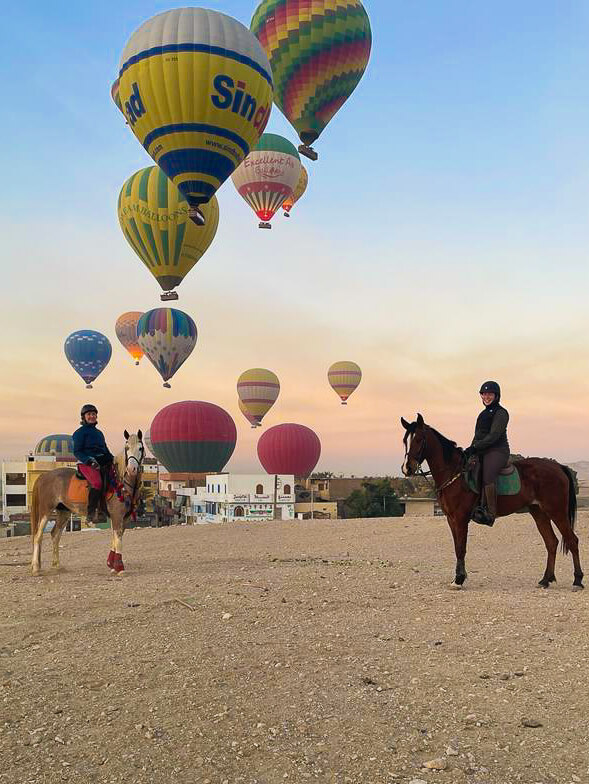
top-left (521, 718), bottom-right (543, 728)
top-left (409, 780), bottom-right (427, 784)
top-left (54, 736), bottom-right (65, 745)
top-left (499, 673), bottom-right (511, 681)
top-left (514, 670), bottom-right (525, 677)
top-left (571, 775), bottom-right (581, 783)
top-left (479, 673), bottom-right (490, 680)
top-left (464, 713), bottom-right (477, 723)
top-left (422, 758), bottom-right (447, 770)
top-left (222, 612), bottom-right (233, 620)
top-left (445, 746), bottom-right (459, 756)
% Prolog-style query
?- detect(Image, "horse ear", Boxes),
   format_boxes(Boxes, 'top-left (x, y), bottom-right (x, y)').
top-left (400, 417), bottom-right (410, 430)
top-left (124, 429), bottom-right (130, 440)
top-left (137, 429), bottom-right (143, 441)
top-left (416, 413), bottom-right (424, 426)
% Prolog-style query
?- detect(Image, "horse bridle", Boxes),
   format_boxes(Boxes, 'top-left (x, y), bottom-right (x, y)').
top-left (405, 428), bottom-right (431, 479)
top-left (123, 440), bottom-right (144, 516)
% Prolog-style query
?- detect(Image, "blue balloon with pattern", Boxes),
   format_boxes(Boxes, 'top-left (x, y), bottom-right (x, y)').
top-left (64, 330), bottom-right (112, 388)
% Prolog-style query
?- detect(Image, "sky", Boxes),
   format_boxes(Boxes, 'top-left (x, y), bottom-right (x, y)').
top-left (1, 0), bottom-right (588, 472)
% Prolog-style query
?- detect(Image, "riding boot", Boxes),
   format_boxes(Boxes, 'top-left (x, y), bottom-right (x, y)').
top-left (473, 483), bottom-right (497, 526)
top-left (87, 487), bottom-right (101, 525)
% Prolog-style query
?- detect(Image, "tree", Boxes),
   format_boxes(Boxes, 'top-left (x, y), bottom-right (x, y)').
top-left (343, 479), bottom-right (403, 518)
top-left (311, 471), bottom-right (335, 480)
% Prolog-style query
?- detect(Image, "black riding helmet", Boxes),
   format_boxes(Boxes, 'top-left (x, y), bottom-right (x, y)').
top-left (80, 404), bottom-right (98, 424)
top-left (479, 381), bottom-right (501, 404)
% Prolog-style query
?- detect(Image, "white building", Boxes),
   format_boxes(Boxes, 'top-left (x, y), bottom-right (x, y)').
top-left (1, 461), bottom-right (28, 521)
top-left (186, 473), bottom-right (295, 525)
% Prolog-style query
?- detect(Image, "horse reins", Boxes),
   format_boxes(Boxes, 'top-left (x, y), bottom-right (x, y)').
top-left (122, 442), bottom-right (144, 519)
top-left (406, 427), bottom-right (463, 496)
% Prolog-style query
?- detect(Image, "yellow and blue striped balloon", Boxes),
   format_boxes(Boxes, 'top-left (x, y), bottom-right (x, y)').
top-left (116, 8), bottom-right (274, 218)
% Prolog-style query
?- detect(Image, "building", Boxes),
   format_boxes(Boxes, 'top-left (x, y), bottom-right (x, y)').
top-left (399, 497), bottom-right (435, 516)
top-left (25, 453), bottom-right (77, 510)
top-left (140, 458), bottom-right (159, 514)
top-left (187, 474), bottom-right (295, 524)
top-left (295, 500), bottom-right (338, 519)
top-left (1, 461), bottom-right (27, 521)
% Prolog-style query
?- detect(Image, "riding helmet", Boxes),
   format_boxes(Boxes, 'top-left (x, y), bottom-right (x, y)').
top-left (479, 381), bottom-right (501, 402)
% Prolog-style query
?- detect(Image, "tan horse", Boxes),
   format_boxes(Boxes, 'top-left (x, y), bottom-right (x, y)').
top-left (30, 430), bottom-right (144, 576)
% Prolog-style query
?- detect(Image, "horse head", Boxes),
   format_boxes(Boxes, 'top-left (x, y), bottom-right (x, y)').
top-left (400, 414), bottom-right (426, 476)
top-left (123, 429), bottom-right (144, 478)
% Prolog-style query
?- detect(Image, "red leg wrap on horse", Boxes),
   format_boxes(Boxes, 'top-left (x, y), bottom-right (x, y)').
top-left (113, 552), bottom-right (124, 573)
top-left (107, 550), bottom-right (115, 569)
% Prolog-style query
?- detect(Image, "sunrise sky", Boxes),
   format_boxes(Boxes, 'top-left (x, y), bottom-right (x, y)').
top-left (2, 0), bottom-right (589, 472)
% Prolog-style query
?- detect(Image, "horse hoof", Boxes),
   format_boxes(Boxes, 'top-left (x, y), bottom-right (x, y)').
top-left (449, 581), bottom-right (462, 590)
top-left (572, 584), bottom-right (584, 592)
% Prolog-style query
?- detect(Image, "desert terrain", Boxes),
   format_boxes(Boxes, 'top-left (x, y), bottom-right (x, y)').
top-left (1, 513), bottom-right (588, 784)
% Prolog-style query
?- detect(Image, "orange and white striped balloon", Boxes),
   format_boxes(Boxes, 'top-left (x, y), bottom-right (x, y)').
top-left (237, 368), bottom-right (280, 426)
top-left (328, 361), bottom-right (362, 405)
top-left (282, 165), bottom-right (308, 216)
top-left (115, 311), bottom-right (144, 365)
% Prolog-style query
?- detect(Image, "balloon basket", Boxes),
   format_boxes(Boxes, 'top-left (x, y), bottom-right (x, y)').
top-left (135, 361), bottom-right (140, 366)
top-left (85, 383), bottom-right (93, 389)
top-left (161, 290), bottom-right (179, 301)
top-left (163, 382), bottom-right (171, 389)
top-left (283, 212), bottom-right (290, 217)
top-left (258, 221), bottom-right (272, 230)
top-left (188, 206), bottom-right (206, 226)
top-left (341, 401), bottom-right (347, 405)
top-left (298, 144), bottom-right (318, 161)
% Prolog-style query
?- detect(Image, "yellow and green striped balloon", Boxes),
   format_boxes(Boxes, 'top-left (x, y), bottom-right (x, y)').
top-left (118, 166), bottom-right (219, 296)
top-left (237, 368), bottom-right (280, 426)
top-left (328, 361), bottom-right (362, 405)
top-left (251, 0), bottom-right (372, 154)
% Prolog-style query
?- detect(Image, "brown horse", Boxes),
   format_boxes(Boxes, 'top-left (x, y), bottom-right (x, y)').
top-left (30, 430), bottom-right (144, 576)
top-left (401, 414), bottom-right (583, 590)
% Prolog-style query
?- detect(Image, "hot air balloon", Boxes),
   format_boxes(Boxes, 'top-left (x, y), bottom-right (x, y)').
top-left (143, 428), bottom-right (154, 456)
top-left (231, 133), bottom-right (301, 228)
top-left (35, 435), bottom-right (75, 459)
top-left (111, 77), bottom-right (123, 115)
top-left (64, 330), bottom-right (112, 389)
top-left (116, 8), bottom-right (273, 225)
top-left (257, 423), bottom-right (321, 477)
top-left (238, 398), bottom-right (259, 428)
top-left (328, 361), bottom-right (362, 405)
top-left (251, 0), bottom-right (372, 160)
top-left (115, 311), bottom-right (144, 365)
top-left (137, 308), bottom-right (197, 388)
top-left (118, 167), bottom-right (219, 300)
top-left (150, 401), bottom-right (237, 473)
top-left (237, 368), bottom-right (280, 425)
top-left (282, 165), bottom-right (308, 217)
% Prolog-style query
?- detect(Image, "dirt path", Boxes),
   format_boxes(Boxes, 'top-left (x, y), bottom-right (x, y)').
top-left (1, 513), bottom-right (588, 784)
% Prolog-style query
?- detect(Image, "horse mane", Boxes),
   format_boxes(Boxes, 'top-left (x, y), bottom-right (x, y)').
top-left (427, 426), bottom-right (460, 463)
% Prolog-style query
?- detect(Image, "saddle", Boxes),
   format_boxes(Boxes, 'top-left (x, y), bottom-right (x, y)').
top-left (464, 455), bottom-right (521, 496)
top-left (66, 465), bottom-right (114, 506)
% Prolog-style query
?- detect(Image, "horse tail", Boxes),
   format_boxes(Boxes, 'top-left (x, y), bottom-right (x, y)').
top-left (559, 464), bottom-right (577, 555)
top-left (30, 481), bottom-right (40, 540)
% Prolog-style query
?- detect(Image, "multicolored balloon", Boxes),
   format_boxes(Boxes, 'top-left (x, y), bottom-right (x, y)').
top-left (257, 423), bottom-right (321, 477)
top-left (118, 167), bottom-right (219, 299)
top-left (115, 311), bottom-right (144, 365)
top-left (238, 398), bottom-right (259, 429)
top-left (116, 8), bottom-right (273, 224)
top-left (35, 434), bottom-right (75, 459)
top-left (251, 0), bottom-right (372, 159)
top-left (282, 165), bottom-right (308, 216)
top-left (237, 368), bottom-right (280, 426)
top-left (64, 330), bottom-right (112, 389)
top-left (137, 308), bottom-right (197, 388)
top-left (231, 133), bottom-right (301, 228)
top-left (150, 401), bottom-right (237, 473)
top-left (328, 361), bottom-right (362, 405)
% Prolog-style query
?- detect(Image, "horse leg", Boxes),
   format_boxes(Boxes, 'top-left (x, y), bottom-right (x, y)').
top-left (51, 511), bottom-right (70, 569)
top-left (448, 516), bottom-right (469, 588)
top-left (529, 506), bottom-right (558, 587)
top-left (110, 526), bottom-right (125, 575)
top-left (107, 525), bottom-right (116, 570)
top-left (31, 514), bottom-right (48, 576)
top-left (547, 510), bottom-right (584, 591)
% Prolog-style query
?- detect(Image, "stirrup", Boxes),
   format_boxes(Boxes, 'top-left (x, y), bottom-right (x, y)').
top-left (472, 506), bottom-right (495, 526)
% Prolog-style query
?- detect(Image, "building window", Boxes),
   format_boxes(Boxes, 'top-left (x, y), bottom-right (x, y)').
top-left (319, 482), bottom-right (326, 490)
top-left (6, 494), bottom-right (26, 506)
top-left (217, 484), bottom-right (221, 493)
top-left (256, 484), bottom-right (263, 494)
top-left (284, 484), bottom-right (291, 494)
top-left (234, 506), bottom-right (244, 517)
top-left (6, 473), bottom-right (26, 485)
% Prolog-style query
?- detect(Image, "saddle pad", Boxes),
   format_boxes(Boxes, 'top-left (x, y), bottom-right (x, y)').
top-left (77, 463), bottom-right (102, 489)
top-left (466, 466), bottom-right (521, 496)
top-left (67, 476), bottom-right (114, 506)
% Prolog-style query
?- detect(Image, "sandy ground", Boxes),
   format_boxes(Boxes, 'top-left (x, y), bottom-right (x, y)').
top-left (1, 512), bottom-right (588, 784)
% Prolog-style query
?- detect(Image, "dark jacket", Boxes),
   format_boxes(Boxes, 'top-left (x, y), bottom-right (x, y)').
top-left (471, 404), bottom-right (510, 454)
top-left (72, 423), bottom-right (113, 464)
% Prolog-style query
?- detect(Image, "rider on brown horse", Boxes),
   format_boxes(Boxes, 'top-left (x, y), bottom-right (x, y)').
top-left (463, 381), bottom-right (509, 526)
top-left (72, 404), bottom-right (114, 524)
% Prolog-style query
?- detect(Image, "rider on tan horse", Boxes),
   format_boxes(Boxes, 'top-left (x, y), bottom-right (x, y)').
top-left (72, 404), bottom-right (114, 524)
top-left (463, 381), bottom-right (509, 526)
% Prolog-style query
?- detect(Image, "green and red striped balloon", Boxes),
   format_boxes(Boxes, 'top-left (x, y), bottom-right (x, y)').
top-left (251, 0), bottom-right (372, 155)
top-left (150, 401), bottom-right (236, 473)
